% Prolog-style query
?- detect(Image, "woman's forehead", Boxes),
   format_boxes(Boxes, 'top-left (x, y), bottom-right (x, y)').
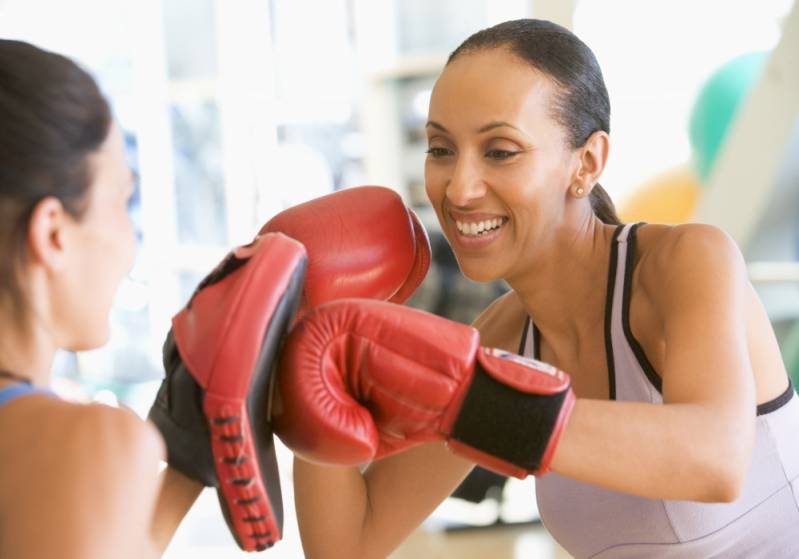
top-left (429, 50), bottom-right (559, 132)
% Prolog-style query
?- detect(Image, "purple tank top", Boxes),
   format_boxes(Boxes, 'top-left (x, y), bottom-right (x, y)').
top-left (521, 223), bottom-right (799, 558)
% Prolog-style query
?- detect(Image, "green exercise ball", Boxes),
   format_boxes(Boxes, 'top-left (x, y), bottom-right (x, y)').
top-left (784, 321), bottom-right (799, 391)
top-left (688, 51), bottom-right (768, 183)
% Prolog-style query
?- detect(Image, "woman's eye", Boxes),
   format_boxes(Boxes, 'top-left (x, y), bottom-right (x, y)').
top-left (425, 147), bottom-right (452, 158)
top-left (486, 149), bottom-right (519, 160)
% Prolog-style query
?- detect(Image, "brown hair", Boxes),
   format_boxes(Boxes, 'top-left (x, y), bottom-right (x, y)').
top-left (0, 40), bottom-right (112, 324)
top-left (448, 19), bottom-right (621, 224)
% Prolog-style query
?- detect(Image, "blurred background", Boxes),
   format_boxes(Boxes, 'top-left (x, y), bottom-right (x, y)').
top-left (1, 0), bottom-right (797, 557)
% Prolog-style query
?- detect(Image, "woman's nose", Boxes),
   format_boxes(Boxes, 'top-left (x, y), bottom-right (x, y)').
top-left (446, 157), bottom-right (486, 207)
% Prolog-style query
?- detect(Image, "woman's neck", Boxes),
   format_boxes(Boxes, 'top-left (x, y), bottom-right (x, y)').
top-left (0, 316), bottom-right (56, 387)
top-left (507, 216), bottom-right (617, 343)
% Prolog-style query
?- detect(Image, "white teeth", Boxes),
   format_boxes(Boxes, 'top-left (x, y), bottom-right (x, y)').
top-left (455, 218), bottom-right (507, 237)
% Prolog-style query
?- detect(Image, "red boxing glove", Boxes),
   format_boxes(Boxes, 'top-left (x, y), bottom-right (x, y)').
top-left (260, 186), bottom-right (430, 309)
top-left (274, 299), bottom-right (575, 479)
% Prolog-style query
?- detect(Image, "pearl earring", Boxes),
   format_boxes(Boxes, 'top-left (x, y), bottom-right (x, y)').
top-left (576, 187), bottom-right (585, 196)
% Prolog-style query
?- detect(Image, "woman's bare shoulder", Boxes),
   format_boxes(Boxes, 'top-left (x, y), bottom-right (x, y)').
top-left (4, 397), bottom-right (164, 493)
top-left (637, 223), bottom-right (744, 282)
top-left (1, 398), bottom-right (164, 557)
top-left (636, 223), bottom-right (746, 311)
top-left (471, 289), bottom-right (527, 351)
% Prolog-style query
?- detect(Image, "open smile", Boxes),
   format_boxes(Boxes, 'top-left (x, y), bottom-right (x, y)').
top-left (454, 216), bottom-right (509, 237)
top-left (448, 212), bottom-right (509, 249)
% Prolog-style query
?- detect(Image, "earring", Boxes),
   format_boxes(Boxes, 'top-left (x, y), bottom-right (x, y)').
top-left (575, 187), bottom-right (585, 196)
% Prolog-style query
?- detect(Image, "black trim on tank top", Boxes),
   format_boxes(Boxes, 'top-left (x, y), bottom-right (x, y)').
top-left (757, 380), bottom-right (795, 416)
top-left (516, 223), bottom-right (796, 418)
top-left (518, 317), bottom-right (530, 356)
top-left (619, 224), bottom-right (794, 415)
top-left (516, 318), bottom-right (542, 361)
top-left (621, 223), bottom-right (664, 393)
top-left (604, 225), bottom-right (625, 400)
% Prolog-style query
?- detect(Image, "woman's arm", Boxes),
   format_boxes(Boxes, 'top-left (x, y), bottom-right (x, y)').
top-left (551, 224), bottom-right (757, 502)
top-left (294, 443), bottom-right (474, 559)
top-left (149, 466), bottom-right (203, 554)
top-left (291, 293), bottom-right (525, 559)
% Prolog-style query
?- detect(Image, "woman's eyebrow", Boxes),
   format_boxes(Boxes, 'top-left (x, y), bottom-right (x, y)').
top-left (478, 121), bottom-right (522, 133)
top-left (425, 120), bottom-right (448, 132)
top-left (426, 120), bottom-right (525, 134)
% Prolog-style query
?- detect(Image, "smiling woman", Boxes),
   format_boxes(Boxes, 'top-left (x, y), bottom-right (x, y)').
top-left (423, 32), bottom-right (619, 283)
top-left (284, 18), bottom-right (799, 559)
top-left (430, 28), bottom-right (619, 214)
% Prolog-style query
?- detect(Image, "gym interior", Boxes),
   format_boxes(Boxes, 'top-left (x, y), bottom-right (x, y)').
top-left (1, 0), bottom-right (796, 557)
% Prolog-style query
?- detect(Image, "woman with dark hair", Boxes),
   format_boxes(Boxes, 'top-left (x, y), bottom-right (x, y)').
top-left (0, 40), bottom-right (202, 558)
top-left (289, 19), bottom-right (799, 558)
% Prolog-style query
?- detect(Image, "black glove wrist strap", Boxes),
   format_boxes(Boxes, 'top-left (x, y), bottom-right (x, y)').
top-left (449, 362), bottom-right (569, 472)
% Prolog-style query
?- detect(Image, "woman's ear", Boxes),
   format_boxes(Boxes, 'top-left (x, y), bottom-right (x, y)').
top-left (571, 130), bottom-right (609, 197)
top-left (27, 197), bottom-right (71, 272)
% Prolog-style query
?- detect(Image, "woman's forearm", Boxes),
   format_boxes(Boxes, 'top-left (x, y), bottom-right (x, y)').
top-left (149, 466), bottom-right (203, 554)
top-left (550, 398), bottom-right (754, 502)
top-left (293, 457), bottom-right (372, 559)
top-left (294, 443), bottom-right (474, 559)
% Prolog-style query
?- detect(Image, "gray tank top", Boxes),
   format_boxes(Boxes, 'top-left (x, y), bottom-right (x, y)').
top-left (521, 223), bottom-right (799, 558)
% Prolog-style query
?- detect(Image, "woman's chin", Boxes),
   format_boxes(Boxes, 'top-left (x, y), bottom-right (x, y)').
top-left (456, 260), bottom-right (505, 284)
top-left (65, 327), bottom-right (111, 353)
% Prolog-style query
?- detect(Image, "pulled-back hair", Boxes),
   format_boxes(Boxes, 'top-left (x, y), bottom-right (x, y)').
top-left (0, 40), bottom-right (112, 323)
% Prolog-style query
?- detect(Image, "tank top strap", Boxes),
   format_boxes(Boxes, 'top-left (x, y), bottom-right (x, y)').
top-left (609, 222), bottom-right (666, 402)
top-left (518, 223), bottom-right (653, 401)
top-left (517, 223), bottom-right (636, 364)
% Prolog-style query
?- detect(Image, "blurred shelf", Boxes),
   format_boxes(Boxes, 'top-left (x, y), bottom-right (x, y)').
top-left (369, 51), bottom-right (448, 81)
top-left (167, 77), bottom-right (219, 103)
top-left (749, 261), bottom-right (799, 284)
